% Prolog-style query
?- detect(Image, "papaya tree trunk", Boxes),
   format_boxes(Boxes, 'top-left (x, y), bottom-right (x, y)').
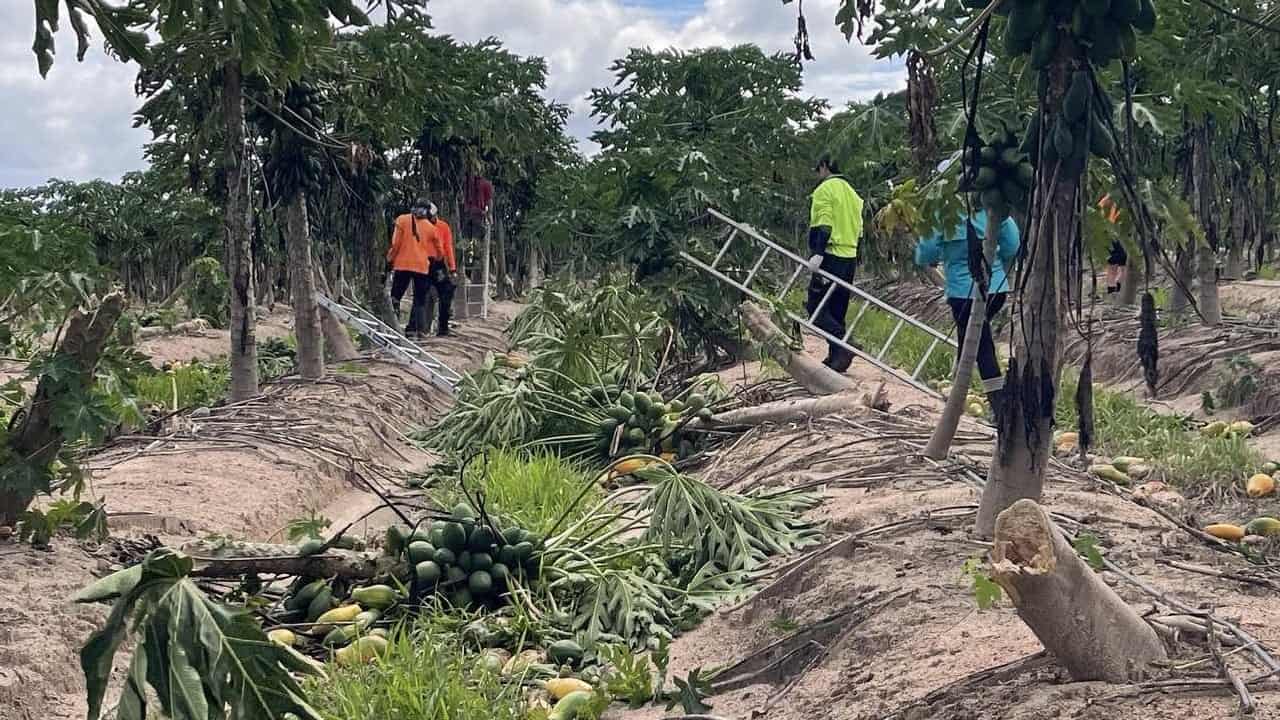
top-left (739, 301), bottom-right (857, 396)
top-left (314, 269), bottom-right (359, 362)
top-left (359, 199), bottom-right (394, 326)
top-left (1119, 236), bottom-right (1143, 306)
top-left (925, 210), bottom-right (1002, 460)
top-left (1191, 122), bottom-right (1222, 325)
top-left (976, 50), bottom-right (1075, 539)
top-left (0, 293), bottom-right (126, 526)
top-left (990, 499), bottom-right (1168, 681)
top-left (287, 192), bottom-right (324, 379)
top-left (222, 60), bottom-right (259, 401)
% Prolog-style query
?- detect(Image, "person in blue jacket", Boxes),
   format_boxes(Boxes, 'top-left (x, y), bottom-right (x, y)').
top-left (913, 210), bottom-right (1021, 393)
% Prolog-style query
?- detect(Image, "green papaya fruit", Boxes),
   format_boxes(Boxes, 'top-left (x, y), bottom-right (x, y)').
top-left (979, 146), bottom-right (999, 165)
top-left (1110, 0), bottom-right (1140, 23)
top-left (1053, 116), bottom-right (1074, 158)
top-left (1118, 23), bottom-right (1137, 59)
top-left (999, 179), bottom-right (1025, 206)
top-left (975, 167), bottom-right (998, 190)
top-left (1082, 0), bottom-right (1110, 17)
top-left (1015, 162), bottom-right (1036, 188)
top-left (1004, 5), bottom-right (1039, 54)
top-left (1064, 71), bottom-right (1091, 123)
top-left (1133, 0), bottom-right (1156, 33)
top-left (1089, 112), bottom-right (1115, 157)
top-left (1088, 23), bottom-right (1122, 63)
top-left (999, 147), bottom-right (1025, 169)
top-left (1019, 112), bottom-right (1042, 156)
top-left (1030, 26), bottom-right (1059, 69)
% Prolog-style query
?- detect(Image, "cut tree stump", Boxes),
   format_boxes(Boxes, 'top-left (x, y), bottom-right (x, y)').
top-left (182, 540), bottom-right (400, 580)
top-left (990, 499), bottom-right (1168, 682)
top-left (739, 301), bottom-right (857, 396)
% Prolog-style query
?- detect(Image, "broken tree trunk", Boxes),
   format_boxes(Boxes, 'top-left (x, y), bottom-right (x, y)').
top-left (739, 301), bottom-right (857, 396)
top-left (287, 192), bottom-right (325, 379)
top-left (1, 292), bottom-right (126, 526)
top-left (990, 499), bottom-right (1168, 682)
top-left (182, 539), bottom-right (400, 581)
top-left (707, 393), bottom-right (863, 426)
top-left (314, 269), bottom-right (359, 362)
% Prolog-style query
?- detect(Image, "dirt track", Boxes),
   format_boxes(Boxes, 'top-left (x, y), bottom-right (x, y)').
top-left (0, 303), bottom-right (518, 720)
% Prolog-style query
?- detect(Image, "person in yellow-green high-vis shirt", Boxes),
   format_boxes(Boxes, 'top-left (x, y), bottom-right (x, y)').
top-left (805, 153), bottom-right (865, 373)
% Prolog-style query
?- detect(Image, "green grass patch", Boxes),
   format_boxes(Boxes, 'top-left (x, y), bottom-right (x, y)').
top-left (1056, 372), bottom-right (1262, 491)
top-left (306, 619), bottom-right (529, 720)
top-left (132, 361), bottom-right (229, 410)
top-left (431, 450), bottom-right (603, 537)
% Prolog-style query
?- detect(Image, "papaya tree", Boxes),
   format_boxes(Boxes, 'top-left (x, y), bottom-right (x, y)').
top-left (32, 0), bottom-right (374, 400)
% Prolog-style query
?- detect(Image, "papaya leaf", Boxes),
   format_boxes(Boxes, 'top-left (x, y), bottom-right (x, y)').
top-left (1073, 533), bottom-right (1105, 571)
top-left (961, 557), bottom-right (1003, 610)
top-left (76, 549), bottom-right (324, 720)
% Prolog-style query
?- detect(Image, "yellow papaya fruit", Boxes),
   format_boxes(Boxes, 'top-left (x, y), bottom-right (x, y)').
top-left (313, 604), bottom-right (362, 634)
top-left (1204, 524), bottom-right (1246, 542)
top-left (545, 677), bottom-right (593, 700)
top-left (1246, 473), bottom-right (1276, 498)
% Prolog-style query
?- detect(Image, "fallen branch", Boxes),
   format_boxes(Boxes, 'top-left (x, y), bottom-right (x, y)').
top-left (182, 539), bottom-right (399, 580)
top-left (739, 301), bottom-right (857, 396)
top-left (706, 393), bottom-right (862, 427)
top-left (877, 651), bottom-right (1053, 720)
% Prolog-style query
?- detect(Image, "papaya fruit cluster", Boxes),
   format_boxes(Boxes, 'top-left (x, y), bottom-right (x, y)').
top-left (593, 387), bottom-right (710, 459)
top-left (959, 123), bottom-right (1034, 215)
top-left (256, 81), bottom-right (327, 195)
top-left (978, 0), bottom-right (1157, 68)
top-left (1021, 70), bottom-right (1115, 179)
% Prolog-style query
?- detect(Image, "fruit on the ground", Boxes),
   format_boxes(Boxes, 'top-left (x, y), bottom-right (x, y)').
top-left (612, 457), bottom-right (654, 475)
top-left (439, 522), bottom-right (467, 552)
top-left (548, 690), bottom-right (594, 720)
top-left (416, 560), bottom-right (442, 584)
top-left (503, 649), bottom-right (544, 677)
top-left (1228, 420), bottom-right (1255, 437)
top-left (313, 603), bottom-right (362, 633)
top-left (296, 538), bottom-right (325, 556)
top-left (334, 635), bottom-right (389, 666)
top-left (468, 570), bottom-right (494, 595)
top-left (385, 525), bottom-right (410, 555)
top-left (434, 547), bottom-right (457, 567)
top-left (546, 678), bottom-right (593, 700)
top-left (1089, 464), bottom-right (1130, 485)
top-left (1111, 456), bottom-right (1143, 473)
top-left (547, 639), bottom-right (585, 666)
top-left (1262, 461), bottom-right (1279, 475)
top-left (453, 502), bottom-right (476, 520)
top-left (478, 649), bottom-right (509, 674)
top-left (1204, 523), bottom-right (1246, 542)
top-left (351, 584), bottom-right (401, 609)
top-left (286, 579), bottom-right (326, 611)
top-left (966, 402), bottom-right (985, 416)
top-left (469, 525), bottom-right (497, 551)
top-left (408, 541), bottom-right (435, 565)
top-left (1246, 473), bottom-right (1276, 498)
top-left (1201, 420), bottom-right (1228, 437)
top-left (1244, 517), bottom-right (1280, 537)
top-left (305, 586), bottom-right (335, 621)
top-left (267, 629), bottom-right (296, 647)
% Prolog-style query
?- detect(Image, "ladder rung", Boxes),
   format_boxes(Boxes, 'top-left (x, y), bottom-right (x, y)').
top-left (876, 318), bottom-right (906, 361)
top-left (743, 247), bottom-right (770, 289)
top-left (912, 338), bottom-right (941, 379)
top-left (808, 283), bottom-right (836, 324)
top-left (844, 301), bottom-right (870, 342)
top-left (779, 264), bottom-right (804, 297)
top-left (710, 229), bottom-right (738, 270)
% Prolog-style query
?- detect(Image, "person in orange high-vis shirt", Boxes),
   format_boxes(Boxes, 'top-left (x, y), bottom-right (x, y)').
top-left (387, 198), bottom-right (439, 338)
top-left (1099, 194), bottom-right (1127, 295)
top-left (426, 202), bottom-right (457, 336)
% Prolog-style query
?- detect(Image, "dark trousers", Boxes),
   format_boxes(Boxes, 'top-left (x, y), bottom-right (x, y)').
top-left (390, 269), bottom-right (430, 335)
top-left (947, 292), bottom-right (1007, 382)
top-left (805, 254), bottom-right (858, 372)
top-left (427, 260), bottom-right (455, 335)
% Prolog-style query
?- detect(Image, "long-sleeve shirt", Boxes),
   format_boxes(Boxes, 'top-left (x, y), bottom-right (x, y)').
top-left (809, 175), bottom-right (864, 258)
top-left (387, 214), bottom-right (439, 274)
top-left (433, 218), bottom-right (456, 272)
top-left (913, 211), bottom-right (1021, 299)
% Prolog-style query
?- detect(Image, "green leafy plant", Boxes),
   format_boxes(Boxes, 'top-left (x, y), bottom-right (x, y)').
top-left (184, 257), bottom-right (230, 327)
top-left (285, 511), bottom-right (332, 542)
top-left (599, 643), bottom-right (657, 708)
top-left (961, 557), bottom-right (1003, 610)
top-left (1072, 534), bottom-right (1105, 571)
top-left (665, 667), bottom-right (714, 715)
top-left (76, 548), bottom-right (325, 720)
top-left (17, 498), bottom-right (107, 548)
top-left (1214, 355), bottom-right (1260, 409)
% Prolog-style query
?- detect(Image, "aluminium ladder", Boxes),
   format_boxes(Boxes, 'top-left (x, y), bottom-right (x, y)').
top-left (682, 208), bottom-right (956, 397)
top-left (314, 292), bottom-right (463, 394)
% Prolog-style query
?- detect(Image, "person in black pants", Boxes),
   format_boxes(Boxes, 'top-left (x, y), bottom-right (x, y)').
top-left (386, 199), bottom-right (439, 339)
top-left (805, 154), bottom-right (866, 373)
top-left (948, 293), bottom-right (1007, 383)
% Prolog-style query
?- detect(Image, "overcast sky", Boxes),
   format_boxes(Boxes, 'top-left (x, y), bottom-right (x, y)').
top-left (0, 0), bottom-right (902, 188)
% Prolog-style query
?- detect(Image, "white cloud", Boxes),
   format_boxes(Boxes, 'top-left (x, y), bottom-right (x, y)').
top-left (0, 0), bottom-right (902, 186)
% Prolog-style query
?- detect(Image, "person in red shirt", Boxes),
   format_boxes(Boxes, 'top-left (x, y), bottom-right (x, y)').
top-left (463, 173), bottom-right (493, 240)
top-left (426, 202), bottom-right (457, 336)
top-left (387, 198), bottom-right (438, 338)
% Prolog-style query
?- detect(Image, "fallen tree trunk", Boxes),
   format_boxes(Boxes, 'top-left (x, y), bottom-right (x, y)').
top-left (990, 499), bottom-right (1168, 682)
top-left (708, 393), bottom-right (864, 426)
top-left (182, 539), bottom-right (398, 581)
top-left (314, 270), bottom-right (359, 362)
top-left (137, 319), bottom-right (211, 339)
top-left (739, 301), bottom-right (857, 396)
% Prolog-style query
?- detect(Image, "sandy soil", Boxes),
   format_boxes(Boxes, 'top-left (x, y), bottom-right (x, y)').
top-left (0, 302), bottom-right (520, 720)
top-left (136, 307), bottom-right (294, 368)
top-left (1220, 279), bottom-right (1280, 322)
